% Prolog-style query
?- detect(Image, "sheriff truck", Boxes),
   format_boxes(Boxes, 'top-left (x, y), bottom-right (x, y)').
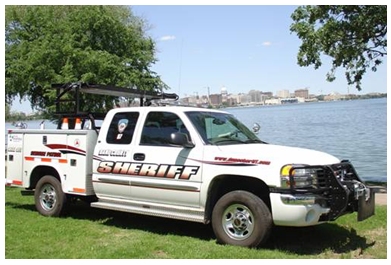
top-left (5, 83), bottom-right (375, 248)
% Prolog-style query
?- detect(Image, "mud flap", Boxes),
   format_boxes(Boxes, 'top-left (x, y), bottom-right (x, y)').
top-left (357, 188), bottom-right (375, 221)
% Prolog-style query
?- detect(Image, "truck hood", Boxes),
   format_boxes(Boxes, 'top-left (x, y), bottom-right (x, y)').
top-left (212, 143), bottom-right (341, 166)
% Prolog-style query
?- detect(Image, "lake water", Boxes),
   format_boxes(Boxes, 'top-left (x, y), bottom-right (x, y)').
top-left (227, 98), bottom-right (387, 182)
top-left (4, 98), bottom-right (387, 182)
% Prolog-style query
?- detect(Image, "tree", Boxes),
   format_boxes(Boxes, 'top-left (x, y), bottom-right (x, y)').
top-left (290, 5), bottom-right (387, 91)
top-left (5, 6), bottom-right (169, 114)
top-left (5, 104), bottom-right (11, 121)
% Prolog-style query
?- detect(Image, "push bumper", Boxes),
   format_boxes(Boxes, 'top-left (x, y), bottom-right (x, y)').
top-left (270, 161), bottom-right (375, 226)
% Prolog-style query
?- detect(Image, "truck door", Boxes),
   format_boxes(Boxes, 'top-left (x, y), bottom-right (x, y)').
top-left (130, 111), bottom-right (203, 208)
top-left (92, 111), bottom-right (140, 200)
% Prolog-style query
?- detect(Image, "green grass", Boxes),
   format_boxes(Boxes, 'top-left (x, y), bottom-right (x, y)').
top-left (5, 186), bottom-right (387, 259)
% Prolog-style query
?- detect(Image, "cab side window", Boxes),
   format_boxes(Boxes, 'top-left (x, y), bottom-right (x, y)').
top-left (141, 111), bottom-right (190, 146)
top-left (106, 112), bottom-right (139, 144)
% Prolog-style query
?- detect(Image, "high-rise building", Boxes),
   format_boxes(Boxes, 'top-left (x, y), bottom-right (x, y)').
top-left (277, 90), bottom-right (290, 98)
top-left (248, 90), bottom-right (261, 102)
top-left (294, 89), bottom-right (309, 99)
top-left (209, 94), bottom-right (222, 105)
top-left (221, 86), bottom-right (228, 103)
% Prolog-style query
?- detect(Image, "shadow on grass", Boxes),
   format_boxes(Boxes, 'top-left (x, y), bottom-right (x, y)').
top-left (6, 199), bottom-right (375, 255)
top-left (265, 225), bottom-right (375, 255)
top-left (6, 200), bottom-right (214, 241)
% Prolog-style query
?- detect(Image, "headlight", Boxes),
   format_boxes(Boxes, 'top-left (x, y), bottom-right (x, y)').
top-left (280, 165), bottom-right (318, 189)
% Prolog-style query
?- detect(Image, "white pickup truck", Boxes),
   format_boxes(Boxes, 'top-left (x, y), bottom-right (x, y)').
top-left (5, 84), bottom-right (375, 248)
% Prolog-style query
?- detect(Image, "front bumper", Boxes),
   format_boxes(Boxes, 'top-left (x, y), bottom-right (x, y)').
top-left (270, 161), bottom-right (375, 226)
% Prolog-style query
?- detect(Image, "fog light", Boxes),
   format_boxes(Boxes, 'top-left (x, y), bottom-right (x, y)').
top-left (305, 209), bottom-right (316, 223)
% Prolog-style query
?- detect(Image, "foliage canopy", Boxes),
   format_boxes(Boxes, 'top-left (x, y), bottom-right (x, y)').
top-left (5, 5), bottom-right (168, 114)
top-left (290, 5), bottom-right (387, 91)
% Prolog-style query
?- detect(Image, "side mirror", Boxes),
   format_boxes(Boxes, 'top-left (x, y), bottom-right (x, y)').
top-left (252, 123), bottom-right (261, 134)
top-left (170, 132), bottom-right (195, 148)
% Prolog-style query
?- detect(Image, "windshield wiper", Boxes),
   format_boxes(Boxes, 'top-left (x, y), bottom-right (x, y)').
top-left (245, 139), bottom-right (267, 144)
top-left (211, 138), bottom-right (246, 145)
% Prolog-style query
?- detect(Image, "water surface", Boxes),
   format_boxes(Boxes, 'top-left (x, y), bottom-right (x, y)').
top-left (227, 98), bottom-right (387, 182)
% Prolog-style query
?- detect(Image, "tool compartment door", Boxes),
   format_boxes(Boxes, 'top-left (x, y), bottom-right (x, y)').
top-left (6, 131), bottom-right (24, 186)
top-left (21, 131), bottom-right (69, 188)
top-left (64, 130), bottom-right (97, 195)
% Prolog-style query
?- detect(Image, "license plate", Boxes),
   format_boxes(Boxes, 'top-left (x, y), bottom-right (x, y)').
top-left (357, 188), bottom-right (375, 221)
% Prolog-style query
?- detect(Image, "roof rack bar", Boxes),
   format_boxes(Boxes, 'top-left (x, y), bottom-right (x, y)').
top-left (52, 82), bottom-right (179, 115)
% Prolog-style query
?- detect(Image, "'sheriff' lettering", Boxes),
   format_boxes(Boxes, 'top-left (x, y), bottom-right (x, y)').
top-left (97, 161), bottom-right (199, 180)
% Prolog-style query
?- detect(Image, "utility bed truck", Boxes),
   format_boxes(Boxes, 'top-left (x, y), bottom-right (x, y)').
top-left (6, 83), bottom-right (375, 248)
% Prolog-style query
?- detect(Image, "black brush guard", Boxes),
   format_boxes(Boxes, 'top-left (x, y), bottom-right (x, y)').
top-left (274, 161), bottom-right (375, 222)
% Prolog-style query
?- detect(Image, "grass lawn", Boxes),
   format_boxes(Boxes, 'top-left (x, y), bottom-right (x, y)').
top-left (5, 186), bottom-right (387, 259)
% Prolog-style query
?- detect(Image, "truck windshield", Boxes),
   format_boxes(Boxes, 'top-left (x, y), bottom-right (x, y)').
top-left (185, 111), bottom-right (264, 145)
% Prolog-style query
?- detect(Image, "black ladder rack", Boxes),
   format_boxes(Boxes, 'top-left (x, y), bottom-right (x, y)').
top-left (51, 82), bottom-right (178, 130)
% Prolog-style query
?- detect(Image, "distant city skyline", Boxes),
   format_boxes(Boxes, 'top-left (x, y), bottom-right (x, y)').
top-left (180, 86), bottom-right (386, 108)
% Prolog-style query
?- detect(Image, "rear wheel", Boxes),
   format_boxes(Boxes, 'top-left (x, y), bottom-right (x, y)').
top-left (34, 175), bottom-right (67, 217)
top-left (212, 190), bottom-right (272, 248)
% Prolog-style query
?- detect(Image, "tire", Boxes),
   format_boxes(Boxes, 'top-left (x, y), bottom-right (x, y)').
top-left (212, 190), bottom-right (272, 248)
top-left (34, 175), bottom-right (67, 217)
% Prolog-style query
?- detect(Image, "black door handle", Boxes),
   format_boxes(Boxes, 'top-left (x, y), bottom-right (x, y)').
top-left (133, 153), bottom-right (145, 161)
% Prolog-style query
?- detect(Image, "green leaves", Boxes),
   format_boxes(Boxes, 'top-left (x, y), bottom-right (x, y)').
top-left (5, 6), bottom-right (166, 114)
top-left (290, 5), bottom-right (387, 91)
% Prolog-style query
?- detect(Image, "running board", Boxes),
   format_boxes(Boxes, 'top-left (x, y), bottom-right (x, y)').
top-left (91, 199), bottom-right (205, 223)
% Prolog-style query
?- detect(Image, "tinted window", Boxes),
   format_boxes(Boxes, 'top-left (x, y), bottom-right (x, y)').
top-left (106, 112), bottom-right (139, 144)
top-left (140, 111), bottom-right (190, 146)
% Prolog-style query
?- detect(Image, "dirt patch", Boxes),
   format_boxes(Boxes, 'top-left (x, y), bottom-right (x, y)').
top-left (375, 193), bottom-right (387, 205)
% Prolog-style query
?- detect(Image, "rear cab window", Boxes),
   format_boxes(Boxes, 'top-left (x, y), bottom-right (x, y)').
top-left (106, 112), bottom-right (139, 144)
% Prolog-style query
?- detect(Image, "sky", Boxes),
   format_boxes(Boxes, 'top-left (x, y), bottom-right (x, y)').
top-left (131, 5), bottom-right (387, 98)
top-left (4, 2), bottom-right (388, 113)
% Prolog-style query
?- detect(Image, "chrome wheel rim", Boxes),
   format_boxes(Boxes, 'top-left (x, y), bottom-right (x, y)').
top-left (39, 183), bottom-right (57, 211)
top-left (222, 204), bottom-right (254, 240)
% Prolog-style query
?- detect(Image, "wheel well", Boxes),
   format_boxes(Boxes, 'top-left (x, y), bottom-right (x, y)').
top-left (205, 175), bottom-right (271, 222)
top-left (29, 166), bottom-right (61, 189)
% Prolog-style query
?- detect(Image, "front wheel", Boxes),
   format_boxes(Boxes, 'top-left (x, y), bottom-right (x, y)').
top-left (34, 175), bottom-right (67, 217)
top-left (212, 190), bottom-right (272, 248)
